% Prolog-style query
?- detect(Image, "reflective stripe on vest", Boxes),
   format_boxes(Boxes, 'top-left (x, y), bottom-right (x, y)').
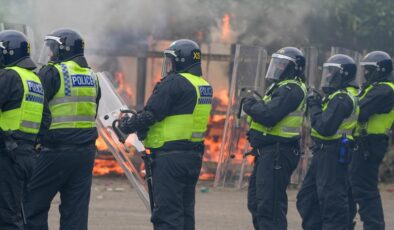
top-left (49, 96), bottom-right (96, 106)
top-left (144, 73), bottom-right (212, 149)
top-left (52, 116), bottom-right (96, 123)
top-left (356, 82), bottom-right (394, 135)
top-left (249, 79), bottom-right (307, 138)
top-left (0, 66), bottom-right (44, 134)
top-left (311, 89), bottom-right (359, 140)
top-left (49, 61), bottom-right (98, 129)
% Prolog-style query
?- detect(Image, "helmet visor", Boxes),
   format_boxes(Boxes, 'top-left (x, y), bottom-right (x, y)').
top-left (38, 36), bottom-right (61, 65)
top-left (161, 55), bottom-right (174, 78)
top-left (265, 54), bottom-right (295, 81)
top-left (320, 63), bottom-right (342, 90)
top-left (161, 49), bottom-right (177, 78)
top-left (360, 62), bottom-right (378, 83)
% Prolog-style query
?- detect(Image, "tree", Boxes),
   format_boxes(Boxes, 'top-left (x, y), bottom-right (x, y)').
top-left (307, 0), bottom-right (394, 54)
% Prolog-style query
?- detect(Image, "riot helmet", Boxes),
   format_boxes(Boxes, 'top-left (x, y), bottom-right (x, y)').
top-left (320, 54), bottom-right (356, 94)
top-left (265, 47), bottom-right (305, 83)
top-left (162, 39), bottom-right (202, 77)
top-left (0, 30), bottom-right (35, 68)
top-left (360, 51), bottom-right (392, 84)
top-left (39, 28), bottom-right (84, 64)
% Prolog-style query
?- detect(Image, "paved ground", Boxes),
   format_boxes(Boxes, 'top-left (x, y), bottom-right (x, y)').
top-left (48, 177), bottom-right (394, 230)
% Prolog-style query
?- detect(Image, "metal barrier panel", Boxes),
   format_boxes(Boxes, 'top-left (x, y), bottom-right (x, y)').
top-left (214, 44), bottom-right (267, 188)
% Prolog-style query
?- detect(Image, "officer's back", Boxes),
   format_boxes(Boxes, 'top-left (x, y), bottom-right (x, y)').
top-left (119, 39), bottom-right (212, 230)
top-left (0, 30), bottom-right (46, 230)
top-left (24, 28), bottom-right (100, 230)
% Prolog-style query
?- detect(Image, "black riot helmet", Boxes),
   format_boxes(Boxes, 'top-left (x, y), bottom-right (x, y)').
top-left (320, 54), bottom-right (356, 94)
top-left (360, 51), bottom-right (392, 85)
top-left (0, 30), bottom-right (36, 68)
top-left (265, 47), bottom-right (305, 83)
top-left (162, 39), bottom-right (202, 77)
top-left (42, 28), bottom-right (84, 63)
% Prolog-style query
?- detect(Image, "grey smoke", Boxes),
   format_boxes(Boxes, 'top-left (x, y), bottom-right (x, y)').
top-left (0, 0), bottom-right (316, 53)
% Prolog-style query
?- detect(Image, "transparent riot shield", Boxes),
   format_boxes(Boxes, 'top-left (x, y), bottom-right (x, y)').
top-left (289, 47), bottom-right (321, 185)
top-left (214, 45), bottom-right (267, 189)
top-left (96, 72), bottom-right (151, 211)
top-left (331, 47), bottom-right (364, 87)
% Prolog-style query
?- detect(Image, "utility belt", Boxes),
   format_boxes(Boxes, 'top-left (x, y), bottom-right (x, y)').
top-left (312, 137), bottom-right (356, 164)
top-left (353, 134), bottom-right (387, 160)
top-left (312, 138), bottom-right (355, 149)
top-left (0, 129), bottom-right (36, 144)
top-left (312, 141), bottom-right (339, 152)
top-left (152, 149), bottom-right (202, 159)
top-left (0, 131), bottom-right (36, 162)
top-left (251, 142), bottom-right (300, 158)
top-left (42, 143), bottom-right (96, 151)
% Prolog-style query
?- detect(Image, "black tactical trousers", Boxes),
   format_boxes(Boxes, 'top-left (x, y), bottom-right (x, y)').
top-left (349, 138), bottom-right (387, 230)
top-left (24, 145), bottom-right (95, 230)
top-left (0, 144), bottom-right (36, 230)
top-left (150, 150), bottom-right (202, 230)
top-left (297, 144), bottom-right (349, 230)
top-left (247, 144), bottom-right (300, 230)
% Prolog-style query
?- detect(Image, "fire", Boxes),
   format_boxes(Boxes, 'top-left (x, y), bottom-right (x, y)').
top-left (221, 13), bottom-right (231, 43)
top-left (93, 48), bottom-right (251, 181)
top-left (94, 137), bottom-right (124, 176)
top-left (115, 71), bottom-right (133, 102)
top-left (93, 82), bottom-right (251, 180)
top-left (96, 135), bottom-right (108, 151)
top-left (93, 157), bottom-right (124, 176)
top-left (204, 89), bottom-right (228, 163)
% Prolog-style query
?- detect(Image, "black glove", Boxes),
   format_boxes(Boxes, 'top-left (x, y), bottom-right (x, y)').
top-left (242, 96), bottom-right (258, 114)
top-left (119, 115), bottom-right (138, 134)
top-left (119, 110), bottom-right (157, 135)
top-left (307, 89), bottom-right (322, 107)
top-left (137, 128), bottom-right (149, 140)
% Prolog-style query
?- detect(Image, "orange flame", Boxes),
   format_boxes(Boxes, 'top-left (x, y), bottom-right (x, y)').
top-left (115, 71), bottom-right (133, 99)
top-left (93, 66), bottom-right (251, 180)
top-left (93, 158), bottom-right (124, 176)
top-left (221, 13), bottom-right (231, 43)
top-left (95, 136), bottom-right (108, 151)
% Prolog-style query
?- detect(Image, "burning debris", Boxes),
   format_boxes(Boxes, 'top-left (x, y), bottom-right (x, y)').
top-left (91, 31), bottom-right (237, 181)
top-left (93, 86), bottom-right (234, 181)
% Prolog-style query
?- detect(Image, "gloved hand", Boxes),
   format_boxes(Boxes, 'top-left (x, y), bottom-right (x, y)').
top-left (307, 89), bottom-right (322, 107)
top-left (119, 115), bottom-right (138, 134)
top-left (137, 128), bottom-right (149, 141)
top-left (242, 96), bottom-right (258, 114)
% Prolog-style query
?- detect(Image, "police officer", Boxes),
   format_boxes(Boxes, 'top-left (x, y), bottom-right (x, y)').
top-left (0, 30), bottom-right (46, 230)
top-left (296, 54), bottom-right (359, 230)
top-left (24, 29), bottom-right (101, 230)
top-left (119, 39), bottom-right (212, 230)
top-left (242, 47), bottom-right (307, 230)
top-left (349, 51), bottom-right (394, 230)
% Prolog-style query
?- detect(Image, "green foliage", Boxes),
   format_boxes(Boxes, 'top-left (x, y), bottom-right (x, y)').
top-left (308, 0), bottom-right (394, 53)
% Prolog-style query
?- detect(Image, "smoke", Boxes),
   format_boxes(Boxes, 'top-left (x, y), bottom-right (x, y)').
top-left (0, 0), bottom-right (316, 53)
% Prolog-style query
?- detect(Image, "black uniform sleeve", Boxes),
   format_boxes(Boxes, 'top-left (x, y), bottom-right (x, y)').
top-left (243, 83), bottom-right (305, 127)
top-left (119, 76), bottom-right (176, 134)
top-left (144, 75), bottom-right (181, 122)
top-left (38, 98), bottom-right (51, 141)
top-left (37, 65), bottom-right (61, 101)
top-left (358, 84), bottom-right (394, 123)
top-left (0, 69), bottom-right (23, 111)
top-left (309, 93), bottom-right (354, 136)
top-left (95, 80), bottom-right (101, 117)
